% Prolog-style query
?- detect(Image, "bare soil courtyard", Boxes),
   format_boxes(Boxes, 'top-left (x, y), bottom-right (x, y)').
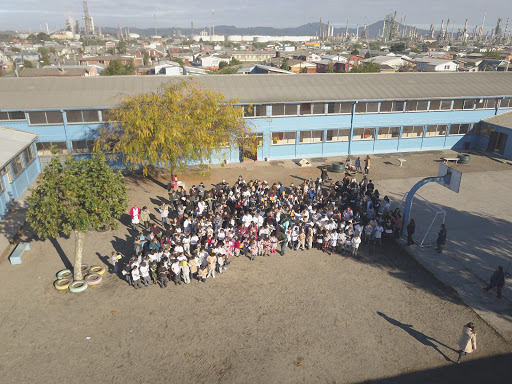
top-left (0, 150), bottom-right (510, 383)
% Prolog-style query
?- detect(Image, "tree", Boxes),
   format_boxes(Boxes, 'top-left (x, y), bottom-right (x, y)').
top-left (218, 61), bottom-right (228, 69)
top-left (22, 60), bottom-right (34, 68)
top-left (101, 59), bottom-right (136, 76)
top-left (300, 66), bottom-right (308, 73)
top-left (41, 56), bottom-right (51, 66)
top-left (280, 58), bottom-right (291, 71)
top-left (117, 40), bottom-right (127, 54)
top-left (26, 152), bottom-right (128, 281)
top-left (230, 57), bottom-right (242, 66)
top-left (483, 49), bottom-right (502, 60)
top-left (170, 58), bottom-right (185, 67)
top-left (351, 49), bottom-right (360, 56)
top-left (95, 81), bottom-right (253, 175)
top-left (350, 62), bottom-right (380, 73)
top-left (364, 51), bottom-right (371, 59)
top-left (390, 42), bottom-right (406, 53)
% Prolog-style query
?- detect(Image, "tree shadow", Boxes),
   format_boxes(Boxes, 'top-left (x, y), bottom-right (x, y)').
top-left (96, 251), bottom-right (112, 271)
top-left (110, 235), bottom-right (134, 257)
top-left (150, 197), bottom-right (162, 206)
top-left (0, 200), bottom-right (29, 245)
top-left (147, 175), bottom-right (168, 189)
top-left (50, 237), bottom-right (73, 270)
top-left (377, 311), bottom-right (457, 362)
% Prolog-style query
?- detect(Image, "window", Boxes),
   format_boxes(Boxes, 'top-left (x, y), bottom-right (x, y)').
top-left (352, 128), bottom-right (376, 141)
top-left (449, 124), bottom-right (470, 135)
top-left (0, 111), bottom-right (26, 121)
top-left (23, 145), bottom-right (35, 165)
top-left (271, 132), bottom-right (296, 145)
top-left (72, 140), bottom-right (93, 154)
top-left (271, 104), bottom-right (297, 116)
top-left (463, 99), bottom-right (476, 110)
top-left (242, 105), bottom-right (267, 118)
top-left (300, 103), bottom-right (325, 115)
top-left (379, 101), bottom-right (405, 113)
top-left (406, 100), bottom-right (429, 112)
top-left (11, 154), bottom-right (25, 178)
top-left (377, 127), bottom-right (400, 139)
top-left (501, 98), bottom-right (512, 108)
top-left (66, 110), bottom-right (101, 123)
top-left (327, 102), bottom-right (352, 114)
top-left (28, 111), bottom-right (64, 125)
top-left (36, 141), bottom-right (69, 156)
top-left (0, 166), bottom-right (13, 183)
top-left (425, 125), bottom-right (447, 137)
top-left (479, 123), bottom-right (495, 137)
top-left (299, 130), bottom-right (323, 143)
top-left (326, 129), bottom-right (350, 142)
top-left (484, 99), bottom-right (497, 109)
top-left (402, 126), bottom-right (424, 138)
top-left (429, 99), bottom-right (452, 111)
top-left (452, 99), bottom-right (464, 110)
top-left (355, 102), bottom-right (379, 114)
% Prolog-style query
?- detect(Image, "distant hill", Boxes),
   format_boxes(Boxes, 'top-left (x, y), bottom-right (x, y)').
top-left (101, 20), bottom-right (430, 39)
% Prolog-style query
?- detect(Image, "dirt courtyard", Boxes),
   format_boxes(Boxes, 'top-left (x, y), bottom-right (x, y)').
top-left (0, 150), bottom-right (511, 384)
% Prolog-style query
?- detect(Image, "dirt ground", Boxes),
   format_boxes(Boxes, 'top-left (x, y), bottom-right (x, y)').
top-left (0, 149), bottom-right (511, 384)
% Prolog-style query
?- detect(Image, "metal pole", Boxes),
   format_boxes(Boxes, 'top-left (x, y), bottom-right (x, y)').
top-left (401, 174), bottom-right (451, 235)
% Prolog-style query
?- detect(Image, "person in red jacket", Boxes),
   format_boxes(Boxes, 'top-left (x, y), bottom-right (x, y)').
top-left (129, 206), bottom-right (140, 232)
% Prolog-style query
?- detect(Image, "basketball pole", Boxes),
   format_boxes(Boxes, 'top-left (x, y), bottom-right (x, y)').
top-left (401, 173), bottom-right (452, 236)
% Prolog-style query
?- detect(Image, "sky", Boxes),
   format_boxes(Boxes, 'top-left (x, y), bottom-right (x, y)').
top-left (0, 0), bottom-right (509, 33)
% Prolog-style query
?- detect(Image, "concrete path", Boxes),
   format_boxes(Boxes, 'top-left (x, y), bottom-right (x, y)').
top-left (377, 170), bottom-right (512, 344)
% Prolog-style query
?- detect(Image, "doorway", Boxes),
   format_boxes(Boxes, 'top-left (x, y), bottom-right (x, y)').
top-left (487, 131), bottom-right (508, 155)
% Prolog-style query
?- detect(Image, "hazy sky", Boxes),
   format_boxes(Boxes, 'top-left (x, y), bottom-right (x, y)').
top-left (0, 0), bottom-right (509, 33)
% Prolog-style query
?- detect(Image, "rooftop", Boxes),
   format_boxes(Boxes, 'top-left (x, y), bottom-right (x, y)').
top-left (0, 126), bottom-right (38, 167)
top-left (484, 109), bottom-right (512, 129)
top-left (0, 72), bottom-right (512, 110)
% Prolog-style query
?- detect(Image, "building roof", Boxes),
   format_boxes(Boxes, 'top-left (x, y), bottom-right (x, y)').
top-left (0, 126), bottom-right (38, 167)
top-left (483, 110), bottom-right (512, 129)
top-left (19, 67), bottom-right (87, 77)
top-left (0, 72), bottom-right (512, 110)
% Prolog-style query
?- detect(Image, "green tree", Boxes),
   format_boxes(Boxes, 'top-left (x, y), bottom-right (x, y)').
top-left (38, 47), bottom-right (49, 56)
top-left (95, 81), bottom-right (253, 175)
top-left (23, 60), bottom-right (34, 68)
top-left (143, 51), bottom-right (150, 66)
top-left (326, 63), bottom-right (335, 73)
top-left (26, 152), bottom-right (128, 281)
top-left (351, 49), bottom-right (360, 56)
top-left (483, 49), bottom-right (502, 59)
top-left (364, 51), bottom-right (371, 59)
top-left (230, 57), bottom-right (242, 66)
top-left (117, 40), bottom-right (127, 54)
top-left (350, 62), bottom-right (380, 73)
top-left (218, 61), bottom-right (228, 69)
top-left (216, 66), bottom-right (239, 74)
top-left (170, 58), bottom-right (185, 67)
top-left (280, 58), bottom-right (291, 71)
top-left (390, 42), bottom-right (406, 53)
top-left (41, 56), bottom-right (51, 66)
top-left (101, 59), bottom-right (136, 76)
top-left (300, 66), bottom-right (308, 73)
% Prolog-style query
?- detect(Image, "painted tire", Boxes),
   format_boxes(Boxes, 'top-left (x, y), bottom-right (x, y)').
top-left (80, 264), bottom-right (90, 275)
top-left (89, 265), bottom-right (106, 275)
top-left (57, 269), bottom-right (73, 280)
top-left (54, 278), bottom-right (71, 290)
top-left (69, 280), bottom-right (88, 293)
top-left (85, 273), bottom-right (102, 285)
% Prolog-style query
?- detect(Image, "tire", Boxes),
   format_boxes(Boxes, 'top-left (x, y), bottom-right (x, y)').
top-left (89, 265), bottom-right (106, 275)
top-left (85, 273), bottom-right (103, 285)
top-left (69, 280), bottom-right (88, 293)
top-left (57, 269), bottom-right (73, 280)
top-left (54, 278), bottom-right (71, 290)
top-left (80, 264), bottom-right (90, 275)
top-left (331, 162), bottom-right (345, 173)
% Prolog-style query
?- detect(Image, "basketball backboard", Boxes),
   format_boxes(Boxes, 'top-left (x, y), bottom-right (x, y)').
top-left (437, 164), bottom-right (462, 193)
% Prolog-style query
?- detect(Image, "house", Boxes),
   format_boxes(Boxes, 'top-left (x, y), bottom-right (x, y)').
top-left (478, 60), bottom-right (510, 72)
top-left (362, 55), bottom-right (411, 71)
top-left (348, 55), bottom-right (366, 68)
top-left (316, 59), bottom-right (349, 73)
top-left (152, 61), bottom-right (181, 76)
top-left (290, 61), bottom-right (316, 73)
top-left (248, 65), bottom-right (295, 75)
top-left (78, 55), bottom-right (144, 67)
top-left (414, 58), bottom-right (458, 72)
top-left (19, 66), bottom-right (98, 77)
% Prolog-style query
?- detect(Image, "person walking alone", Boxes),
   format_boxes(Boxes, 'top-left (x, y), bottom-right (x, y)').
top-left (456, 322), bottom-right (477, 364)
top-left (406, 218), bottom-right (415, 246)
top-left (364, 155), bottom-right (371, 175)
top-left (484, 266), bottom-right (505, 298)
top-left (435, 224), bottom-right (447, 253)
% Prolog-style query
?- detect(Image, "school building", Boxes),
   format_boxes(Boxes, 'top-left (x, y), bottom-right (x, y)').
top-left (1, 73), bottom-right (512, 168)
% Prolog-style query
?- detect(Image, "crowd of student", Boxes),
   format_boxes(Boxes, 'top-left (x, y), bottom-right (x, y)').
top-left (115, 170), bottom-right (403, 289)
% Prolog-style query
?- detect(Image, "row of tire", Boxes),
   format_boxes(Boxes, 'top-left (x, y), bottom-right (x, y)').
top-left (54, 264), bottom-right (106, 293)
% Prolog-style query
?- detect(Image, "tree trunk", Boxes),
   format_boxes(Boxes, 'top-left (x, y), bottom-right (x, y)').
top-left (74, 230), bottom-right (85, 281)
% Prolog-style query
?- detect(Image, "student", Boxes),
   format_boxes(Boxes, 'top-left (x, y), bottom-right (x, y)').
top-left (188, 256), bottom-right (199, 280)
top-left (122, 262), bottom-right (132, 286)
top-left (158, 262), bottom-right (169, 288)
top-left (249, 239), bottom-right (258, 261)
top-left (207, 253), bottom-right (217, 278)
top-left (139, 262), bottom-right (151, 286)
top-left (150, 262), bottom-right (158, 285)
top-left (130, 206), bottom-right (141, 232)
top-left (197, 266), bottom-right (207, 283)
top-left (181, 259), bottom-right (191, 284)
top-left (159, 203), bottom-right (169, 227)
top-left (351, 234), bottom-right (361, 256)
top-left (140, 206), bottom-right (151, 230)
top-left (111, 251), bottom-right (122, 274)
top-left (456, 322), bottom-right (477, 364)
top-left (131, 265), bottom-right (142, 289)
top-left (171, 260), bottom-right (182, 285)
top-left (374, 223), bottom-right (384, 246)
top-left (270, 234), bottom-right (278, 254)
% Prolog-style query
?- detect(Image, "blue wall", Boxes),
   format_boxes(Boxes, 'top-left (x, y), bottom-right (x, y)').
top-left (0, 142), bottom-right (41, 218)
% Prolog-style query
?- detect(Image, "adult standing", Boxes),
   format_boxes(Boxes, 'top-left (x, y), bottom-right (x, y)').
top-left (435, 224), bottom-right (447, 253)
top-left (140, 206), bottom-right (151, 230)
top-left (406, 218), bottom-right (415, 246)
top-left (364, 155), bottom-right (371, 175)
top-left (355, 157), bottom-right (362, 173)
top-left (484, 266), bottom-right (505, 298)
top-left (456, 322), bottom-right (477, 364)
top-left (129, 206), bottom-right (140, 233)
top-left (159, 203), bottom-right (169, 228)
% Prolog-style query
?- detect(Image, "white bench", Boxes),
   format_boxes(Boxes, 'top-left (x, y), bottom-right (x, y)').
top-left (397, 158), bottom-right (406, 167)
top-left (442, 157), bottom-right (459, 164)
top-left (9, 242), bottom-right (30, 264)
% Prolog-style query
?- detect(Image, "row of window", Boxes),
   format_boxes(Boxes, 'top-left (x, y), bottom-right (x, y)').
top-left (270, 124), bottom-right (471, 145)
top-left (0, 110), bottom-right (102, 125)
top-left (0, 145), bottom-right (36, 193)
top-left (242, 98), bottom-right (512, 118)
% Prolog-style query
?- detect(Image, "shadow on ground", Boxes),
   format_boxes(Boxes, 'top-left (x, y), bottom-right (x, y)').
top-left (358, 353), bottom-right (512, 384)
